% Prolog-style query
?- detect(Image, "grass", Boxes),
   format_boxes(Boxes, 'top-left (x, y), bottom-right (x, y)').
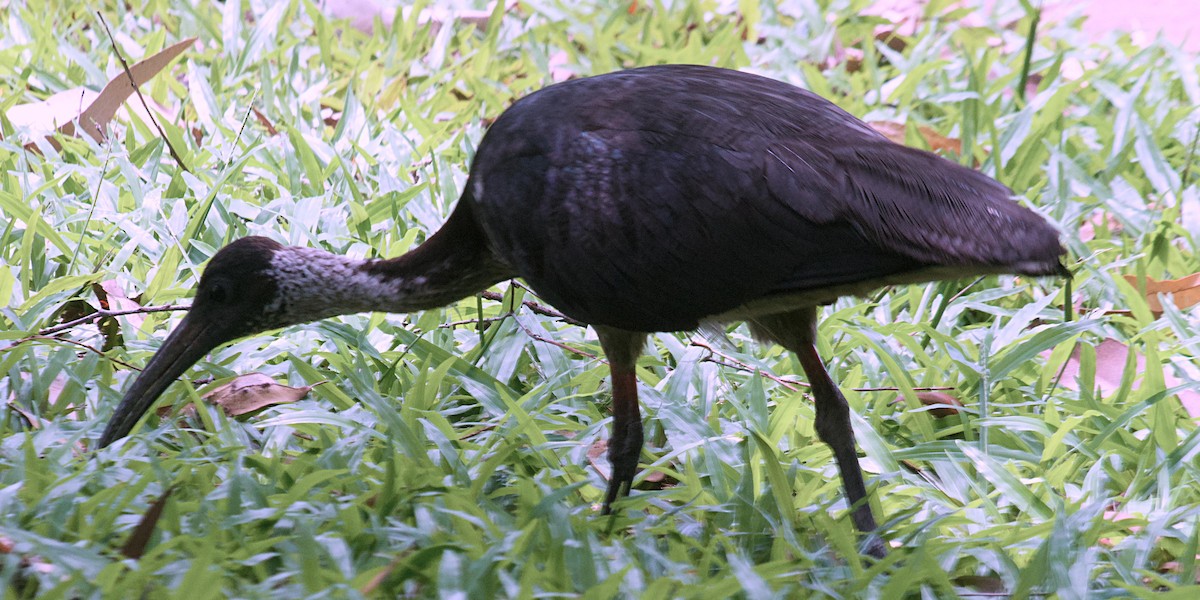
top-left (2, 0), bottom-right (1200, 597)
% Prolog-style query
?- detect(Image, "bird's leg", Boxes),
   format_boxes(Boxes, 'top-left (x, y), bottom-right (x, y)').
top-left (750, 308), bottom-right (886, 558)
top-left (594, 327), bottom-right (648, 514)
top-left (793, 341), bottom-right (886, 552)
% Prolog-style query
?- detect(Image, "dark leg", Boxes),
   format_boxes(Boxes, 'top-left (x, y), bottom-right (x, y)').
top-left (750, 308), bottom-right (886, 558)
top-left (594, 327), bottom-right (648, 514)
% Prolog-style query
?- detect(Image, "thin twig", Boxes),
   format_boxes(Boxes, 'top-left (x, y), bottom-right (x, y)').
top-left (11, 336), bottom-right (141, 371)
top-left (1180, 121), bottom-right (1200, 190)
top-left (439, 315), bottom-right (509, 329)
top-left (68, 149), bottom-right (112, 274)
top-left (1015, 2), bottom-right (1041, 103)
top-left (511, 317), bottom-right (598, 360)
top-left (854, 385), bottom-right (955, 392)
top-left (479, 290), bottom-right (582, 325)
top-left (95, 12), bottom-right (190, 172)
top-left (691, 339), bottom-right (807, 391)
top-left (36, 303), bottom-right (187, 337)
top-left (689, 340), bottom-right (957, 394)
top-left (227, 90), bottom-right (258, 166)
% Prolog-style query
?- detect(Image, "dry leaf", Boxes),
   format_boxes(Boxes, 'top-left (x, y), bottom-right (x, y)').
top-left (251, 106), bottom-right (279, 136)
top-left (1123, 274), bottom-right (1200, 315)
top-left (121, 487), bottom-right (174, 559)
top-left (1078, 211), bottom-right (1123, 242)
top-left (587, 438), bottom-right (670, 487)
top-left (13, 373), bottom-right (69, 416)
top-left (95, 280), bottom-right (142, 348)
top-left (96, 280), bottom-right (140, 313)
top-left (549, 50), bottom-right (574, 83)
top-left (360, 555), bottom-right (405, 595)
top-left (6, 38), bottom-right (195, 148)
top-left (587, 438), bottom-right (610, 479)
top-left (952, 575), bottom-right (1006, 594)
top-left (914, 391), bottom-right (962, 417)
top-left (1104, 510), bottom-right (1143, 531)
top-left (1052, 338), bottom-right (1200, 419)
top-left (868, 120), bottom-right (963, 155)
top-left (1157, 560), bottom-right (1200, 583)
top-left (321, 0), bottom-right (508, 35)
top-left (204, 373), bottom-right (310, 416)
top-left (836, 30), bottom-right (907, 73)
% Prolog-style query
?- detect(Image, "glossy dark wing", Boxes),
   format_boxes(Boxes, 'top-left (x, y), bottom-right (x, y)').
top-left (467, 65), bottom-right (1063, 332)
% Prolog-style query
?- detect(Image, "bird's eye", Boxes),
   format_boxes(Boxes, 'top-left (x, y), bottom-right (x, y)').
top-left (208, 283), bottom-right (228, 303)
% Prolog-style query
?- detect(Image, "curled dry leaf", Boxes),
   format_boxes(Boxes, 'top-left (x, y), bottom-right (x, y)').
top-left (910, 391), bottom-right (963, 418)
top-left (204, 373), bottom-right (311, 417)
top-left (868, 120), bottom-right (963, 155)
top-left (1123, 273), bottom-right (1200, 315)
top-left (5, 37), bottom-right (195, 149)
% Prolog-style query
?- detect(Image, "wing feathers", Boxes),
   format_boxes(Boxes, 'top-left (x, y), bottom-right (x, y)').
top-left (828, 142), bottom-right (1064, 275)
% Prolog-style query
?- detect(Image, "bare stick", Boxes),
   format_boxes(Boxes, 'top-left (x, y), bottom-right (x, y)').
top-left (690, 339), bottom-right (956, 394)
top-left (37, 304), bottom-right (188, 337)
top-left (95, 12), bottom-right (190, 172)
top-left (480, 290), bottom-right (582, 325)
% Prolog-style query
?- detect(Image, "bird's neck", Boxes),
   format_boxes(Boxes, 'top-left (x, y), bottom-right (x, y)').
top-left (267, 202), bottom-right (512, 324)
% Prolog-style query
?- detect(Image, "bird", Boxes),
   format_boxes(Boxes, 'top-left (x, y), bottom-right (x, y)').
top-left (98, 64), bottom-right (1066, 557)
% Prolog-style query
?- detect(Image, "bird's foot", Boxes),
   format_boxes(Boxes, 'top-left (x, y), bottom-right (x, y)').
top-left (863, 536), bottom-right (888, 560)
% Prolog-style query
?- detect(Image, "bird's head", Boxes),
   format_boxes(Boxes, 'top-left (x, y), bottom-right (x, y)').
top-left (98, 236), bottom-right (295, 447)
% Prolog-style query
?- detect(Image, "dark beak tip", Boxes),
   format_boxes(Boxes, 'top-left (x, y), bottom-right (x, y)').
top-left (96, 314), bottom-right (224, 450)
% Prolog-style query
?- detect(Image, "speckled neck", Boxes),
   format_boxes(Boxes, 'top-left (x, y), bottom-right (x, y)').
top-left (260, 201), bottom-right (514, 327)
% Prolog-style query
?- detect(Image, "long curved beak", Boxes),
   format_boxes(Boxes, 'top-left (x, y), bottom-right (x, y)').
top-left (98, 314), bottom-right (230, 447)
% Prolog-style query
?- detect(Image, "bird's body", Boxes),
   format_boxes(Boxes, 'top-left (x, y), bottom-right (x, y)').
top-left (469, 66), bottom-right (1060, 331)
top-left (98, 65), bottom-right (1065, 557)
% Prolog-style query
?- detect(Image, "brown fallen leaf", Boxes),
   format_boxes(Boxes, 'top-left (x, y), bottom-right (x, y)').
top-left (96, 281), bottom-right (141, 318)
top-left (894, 391), bottom-right (963, 418)
top-left (1123, 274), bottom-right (1200, 315)
top-left (586, 439), bottom-right (669, 487)
top-left (359, 554), bottom-right (406, 596)
top-left (952, 575), bottom-right (1006, 594)
top-left (1051, 338), bottom-right (1200, 419)
top-left (1157, 560), bottom-right (1200, 584)
top-left (549, 50), bottom-right (574, 83)
top-left (868, 120), bottom-right (963, 155)
top-left (587, 438), bottom-right (610, 479)
top-left (251, 106), bottom-right (279, 136)
top-left (94, 280), bottom-right (142, 350)
top-left (13, 373), bottom-right (70, 418)
top-left (204, 373), bottom-right (311, 416)
top-left (6, 37), bottom-right (195, 148)
top-left (1078, 211), bottom-right (1123, 242)
top-left (837, 30), bottom-right (908, 73)
top-left (121, 487), bottom-right (174, 559)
